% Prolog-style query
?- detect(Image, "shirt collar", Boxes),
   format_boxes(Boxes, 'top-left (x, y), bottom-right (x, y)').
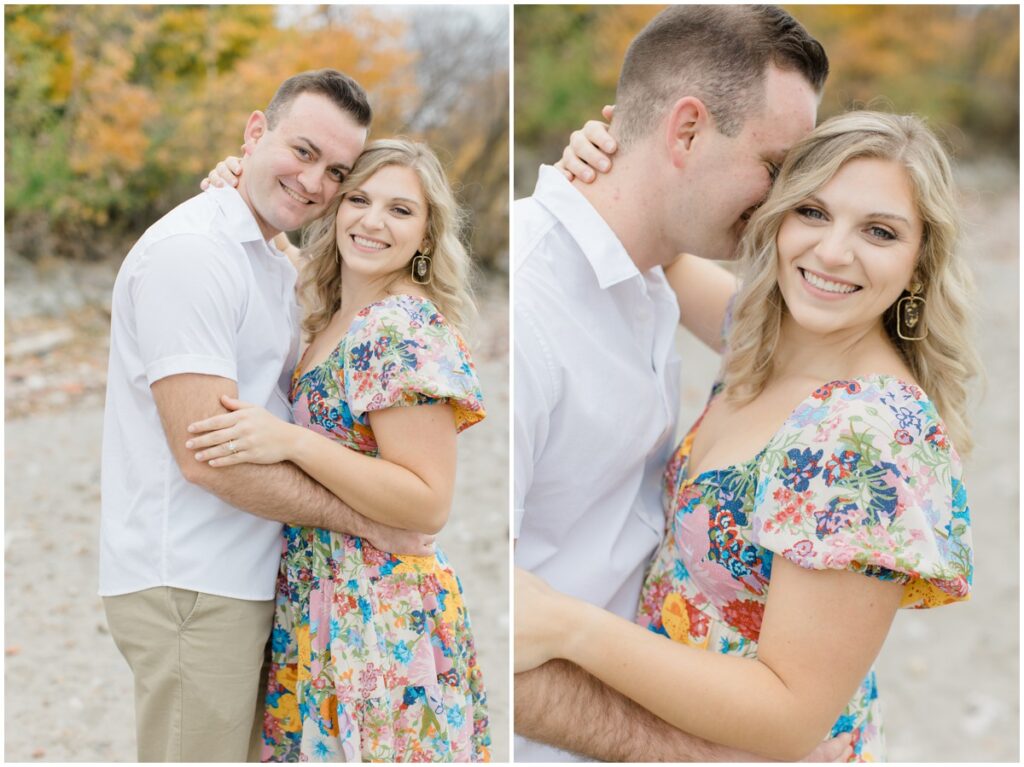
top-left (532, 164), bottom-right (640, 289)
top-left (205, 185), bottom-right (271, 246)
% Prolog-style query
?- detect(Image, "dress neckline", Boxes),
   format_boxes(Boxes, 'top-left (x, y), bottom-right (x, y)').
top-left (292, 293), bottom-right (436, 386)
top-left (678, 373), bottom-right (926, 488)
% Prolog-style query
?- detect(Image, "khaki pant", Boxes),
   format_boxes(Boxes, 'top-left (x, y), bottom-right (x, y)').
top-left (104, 587), bottom-right (274, 762)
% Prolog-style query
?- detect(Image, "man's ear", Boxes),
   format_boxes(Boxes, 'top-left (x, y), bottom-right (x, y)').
top-left (664, 97), bottom-right (706, 169)
top-left (242, 110), bottom-right (269, 155)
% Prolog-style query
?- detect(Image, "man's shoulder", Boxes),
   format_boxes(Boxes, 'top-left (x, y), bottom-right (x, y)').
top-left (124, 192), bottom-right (242, 269)
top-left (142, 191), bottom-right (227, 246)
top-left (514, 195), bottom-right (588, 275)
top-left (513, 195), bottom-right (559, 270)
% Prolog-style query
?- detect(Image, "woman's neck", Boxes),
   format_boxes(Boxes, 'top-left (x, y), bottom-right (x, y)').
top-left (770, 313), bottom-right (896, 383)
top-left (338, 268), bottom-right (420, 317)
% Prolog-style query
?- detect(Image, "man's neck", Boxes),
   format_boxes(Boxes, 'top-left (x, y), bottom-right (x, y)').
top-left (573, 147), bottom-right (674, 273)
top-left (234, 176), bottom-right (280, 243)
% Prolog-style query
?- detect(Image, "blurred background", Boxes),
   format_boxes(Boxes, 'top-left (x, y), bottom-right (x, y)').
top-left (515, 4), bottom-right (1018, 762)
top-left (515, 4), bottom-right (1018, 193)
top-left (5, 4), bottom-right (509, 761)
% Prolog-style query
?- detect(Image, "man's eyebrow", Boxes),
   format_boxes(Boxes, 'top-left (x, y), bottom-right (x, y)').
top-left (297, 136), bottom-right (353, 172)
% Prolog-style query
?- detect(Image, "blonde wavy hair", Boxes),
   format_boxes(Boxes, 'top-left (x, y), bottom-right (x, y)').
top-left (297, 139), bottom-right (476, 338)
top-left (723, 111), bottom-right (979, 453)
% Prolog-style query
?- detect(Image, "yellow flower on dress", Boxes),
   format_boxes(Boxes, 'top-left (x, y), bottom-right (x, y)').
top-left (662, 593), bottom-right (710, 649)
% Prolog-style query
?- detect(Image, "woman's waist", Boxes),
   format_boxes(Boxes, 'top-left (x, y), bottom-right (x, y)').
top-left (638, 531), bottom-right (772, 654)
top-left (281, 524), bottom-right (450, 573)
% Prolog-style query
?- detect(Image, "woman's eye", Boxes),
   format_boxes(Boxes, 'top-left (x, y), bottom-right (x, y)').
top-left (868, 225), bottom-right (897, 241)
top-left (295, 147), bottom-right (311, 159)
top-left (393, 207), bottom-right (412, 216)
top-left (796, 206), bottom-right (825, 220)
top-left (347, 195), bottom-right (368, 205)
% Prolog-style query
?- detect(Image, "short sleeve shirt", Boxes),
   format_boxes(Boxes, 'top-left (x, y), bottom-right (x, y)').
top-left (514, 166), bottom-right (682, 761)
top-left (99, 186), bottom-right (301, 601)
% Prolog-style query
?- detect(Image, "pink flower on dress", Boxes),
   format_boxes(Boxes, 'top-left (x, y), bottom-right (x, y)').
top-left (822, 542), bottom-right (858, 569)
top-left (873, 551), bottom-right (898, 570)
top-left (783, 538), bottom-right (816, 568)
top-left (360, 663), bottom-right (381, 698)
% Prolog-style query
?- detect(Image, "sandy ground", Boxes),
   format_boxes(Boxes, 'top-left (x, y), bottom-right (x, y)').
top-left (670, 162), bottom-right (1019, 761)
top-left (3, 273), bottom-right (510, 762)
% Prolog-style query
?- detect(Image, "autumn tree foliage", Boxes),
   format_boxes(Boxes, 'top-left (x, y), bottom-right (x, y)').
top-left (6, 5), bottom-right (509, 269)
top-left (514, 4), bottom-right (1018, 196)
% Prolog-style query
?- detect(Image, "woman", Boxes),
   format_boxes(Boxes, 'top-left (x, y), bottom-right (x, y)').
top-left (188, 140), bottom-right (490, 761)
top-left (516, 111), bottom-right (977, 761)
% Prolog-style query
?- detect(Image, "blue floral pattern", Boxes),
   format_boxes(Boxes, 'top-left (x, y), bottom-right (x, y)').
top-left (260, 295), bottom-right (490, 762)
top-left (637, 375), bottom-right (972, 761)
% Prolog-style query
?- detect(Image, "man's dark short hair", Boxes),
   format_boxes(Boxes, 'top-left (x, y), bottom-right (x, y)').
top-left (265, 68), bottom-right (372, 129)
top-left (615, 5), bottom-right (829, 148)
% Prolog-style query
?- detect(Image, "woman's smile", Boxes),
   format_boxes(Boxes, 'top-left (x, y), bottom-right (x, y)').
top-left (776, 158), bottom-right (923, 336)
top-left (797, 267), bottom-right (862, 298)
top-left (350, 233), bottom-right (389, 251)
top-left (336, 164), bottom-right (428, 280)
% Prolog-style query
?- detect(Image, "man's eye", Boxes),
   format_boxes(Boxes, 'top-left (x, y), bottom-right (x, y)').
top-left (328, 169), bottom-right (344, 182)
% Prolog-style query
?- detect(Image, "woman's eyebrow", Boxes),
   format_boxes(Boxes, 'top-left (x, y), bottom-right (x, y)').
top-left (804, 195), bottom-right (910, 225)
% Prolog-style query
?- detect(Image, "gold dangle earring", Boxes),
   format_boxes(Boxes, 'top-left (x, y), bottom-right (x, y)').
top-left (411, 246), bottom-right (432, 285)
top-left (897, 280), bottom-right (927, 341)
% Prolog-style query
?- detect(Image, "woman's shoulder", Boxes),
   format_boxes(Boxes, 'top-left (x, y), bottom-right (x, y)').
top-left (753, 372), bottom-right (970, 608)
top-left (763, 373), bottom-right (960, 478)
top-left (348, 293), bottom-right (455, 342)
top-left (783, 374), bottom-right (940, 426)
top-left (343, 293), bottom-right (484, 429)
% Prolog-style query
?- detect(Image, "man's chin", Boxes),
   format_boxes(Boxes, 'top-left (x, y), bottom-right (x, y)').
top-left (272, 207), bottom-right (325, 233)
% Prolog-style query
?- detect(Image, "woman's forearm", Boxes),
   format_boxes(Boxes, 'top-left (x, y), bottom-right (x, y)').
top-left (562, 599), bottom-right (831, 760)
top-left (288, 426), bottom-right (451, 535)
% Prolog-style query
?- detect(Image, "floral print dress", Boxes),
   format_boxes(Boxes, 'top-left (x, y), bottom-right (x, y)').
top-left (636, 375), bottom-right (972, 762)
top-left (260, 294), bottom-right (490, 762)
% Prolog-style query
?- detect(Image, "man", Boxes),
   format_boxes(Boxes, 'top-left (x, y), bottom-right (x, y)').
top-left (514, 7), bottom-right (841, 761)
top-left (99, 69), bottom-right (431, 762)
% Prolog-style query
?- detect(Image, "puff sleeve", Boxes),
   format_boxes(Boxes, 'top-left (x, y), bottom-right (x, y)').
top-left (749, 377), bottom-right (972, 609)
top-left (343, 296), bottom-right (485, 433)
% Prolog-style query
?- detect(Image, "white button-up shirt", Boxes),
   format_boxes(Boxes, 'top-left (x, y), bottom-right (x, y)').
top-left (514, 166), bottom-right (681, 762)
top-left (99, 186), bottom-right (300, 601)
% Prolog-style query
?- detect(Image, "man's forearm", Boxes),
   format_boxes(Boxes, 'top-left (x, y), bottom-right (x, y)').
top-left (515, 659), bottom-right (728, 762)
top-left (193, 457), bottom-right (368, 535)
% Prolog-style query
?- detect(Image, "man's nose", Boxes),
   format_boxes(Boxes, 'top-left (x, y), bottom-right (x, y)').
top-left (297, 166), bottom-right (323, 197)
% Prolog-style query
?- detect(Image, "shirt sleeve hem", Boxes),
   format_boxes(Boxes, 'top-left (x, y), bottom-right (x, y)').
top-left (145, 356), bottom-right (238, 385)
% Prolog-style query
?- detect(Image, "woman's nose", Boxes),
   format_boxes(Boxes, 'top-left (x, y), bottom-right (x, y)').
top-left (813, 227), bottom-right (854, 266)
top-left (361, 206), bottom-right (385, 229)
